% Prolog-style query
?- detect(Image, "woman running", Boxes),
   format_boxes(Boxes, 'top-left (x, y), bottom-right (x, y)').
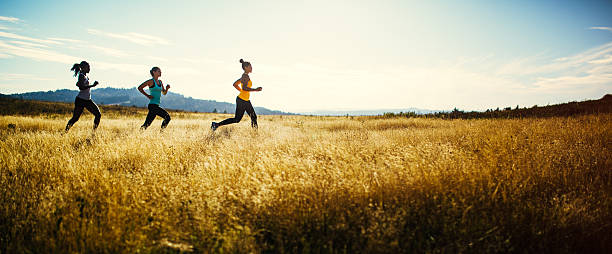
top-left (211, 59), bottom-right (262, 131)
top-left (138, 67), bottom-right (171, 130)
top-left (65, 61), bottom-right (102, 132)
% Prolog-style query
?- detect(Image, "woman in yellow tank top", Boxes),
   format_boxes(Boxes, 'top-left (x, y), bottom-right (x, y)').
top-left (211, 59), bottom-right (262, 131)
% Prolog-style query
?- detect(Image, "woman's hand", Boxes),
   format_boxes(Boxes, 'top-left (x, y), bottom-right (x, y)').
top-left (166, 84), bottom-right (171, 90)
top-left (93, 81), bottom-right (99, 87)
top-left (256, 87), bottom-right (263, 91)
top-left (147, 95), bottom-right (153, 99)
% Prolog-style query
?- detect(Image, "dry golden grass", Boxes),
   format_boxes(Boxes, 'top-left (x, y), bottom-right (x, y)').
top-left (1, 112), bottom-right (611, 253)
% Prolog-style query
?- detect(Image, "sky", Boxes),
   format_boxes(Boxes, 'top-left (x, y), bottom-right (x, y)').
top-left (0, 0), bottom-right (611, 113)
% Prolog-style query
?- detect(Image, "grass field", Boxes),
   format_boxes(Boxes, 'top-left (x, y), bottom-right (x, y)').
top-left (1, 109), bottom-right (611, 253)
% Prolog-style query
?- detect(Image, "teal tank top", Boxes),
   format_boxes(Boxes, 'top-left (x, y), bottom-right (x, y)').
top-left (149, 79), bottom-right (162, 105)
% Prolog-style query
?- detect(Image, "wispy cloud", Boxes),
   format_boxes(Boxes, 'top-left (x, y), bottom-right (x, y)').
top-left (0, 31), bottom-right (62, 45)
top-left (588, 55), bottom-right (612, 65)
top-left (1, 29), bottom-right (135, 59)
top-left (0, 16), bottom-right (20, 23)
top-left (0, 52), bottom-right (12, 59)
top-left (9, 40), bottom-right (49, 48)
top-left (47, 37), bottom-right (84, 44)
top-left (495, 42), bottom-right (612, 79)
top-left (89, 45), bottom-right (131, 58)
top-left (589, 26), bottom-right (612, 32)
top-left (147, 56), bottom-right (168, 62)
top-left (179, 57), bottom-right (226, 65)
top-left (46, 37), bottom-right (132, 58)
top-left (0, 25), bottom-right (14, 30)
top-left (479, 40), bottom-right (612, 99)
top-left (533, 73), bottom-right (612, 92)
top-left (0, 41), bottom-right (79, 63)
top-left (0, 40), bottom-right (151, 75)
top-left (94, 61), bottom-right (148, 75)
top-left (0, 73), bottom-right (54, 81)
top-left (87, 28), bottom-right (170, 46)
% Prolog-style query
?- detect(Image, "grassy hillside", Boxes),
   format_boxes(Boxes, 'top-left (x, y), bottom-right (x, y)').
top-left (383, 94), bottom-right (612, 119)
top-left (0, 96), bottom-right (185, 117)
top-left (0, 110), bottom-right (610, 252)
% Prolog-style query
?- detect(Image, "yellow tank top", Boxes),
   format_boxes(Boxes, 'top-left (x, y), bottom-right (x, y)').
top-left (238, 80), bottom-right (252, 101)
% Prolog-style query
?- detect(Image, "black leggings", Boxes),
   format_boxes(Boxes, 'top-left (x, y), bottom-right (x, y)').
top-left (218, 97), bottom-right (258, 128)
top-left (66, 97), bottom-right (101, 130)
top-left (141, 104), bottom-right (171, 129)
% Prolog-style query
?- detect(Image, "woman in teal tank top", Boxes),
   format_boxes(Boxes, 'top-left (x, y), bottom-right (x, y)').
top-left (137, 67), bottom-right (171, 130)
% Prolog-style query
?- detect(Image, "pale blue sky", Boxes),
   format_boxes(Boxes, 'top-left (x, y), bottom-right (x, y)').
top-left (1, 0), bottom-right (611, 112)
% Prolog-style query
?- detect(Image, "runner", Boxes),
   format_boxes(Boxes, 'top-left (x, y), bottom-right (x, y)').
top-left (65, 61), bottom-right (102, 132)
top-left (211, 59), bottom-right (262, 131)
top-left (138, 67), bottom-right (171, 130)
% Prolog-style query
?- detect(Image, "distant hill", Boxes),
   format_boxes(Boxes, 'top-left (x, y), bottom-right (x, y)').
top-left (0, 95), bottom-right (154, 116)
top-left (382, 94), bottom-right (612, 119)
top-left (8, 87), bottom-right (293, 115)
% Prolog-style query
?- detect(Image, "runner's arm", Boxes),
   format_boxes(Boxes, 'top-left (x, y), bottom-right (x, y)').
top-left (232, 79), bottom-right (242, 92)
top-left (76, 75), bottom-right (97, 90)
top-left (138, 80), bottom-right (153, 99)
top-left (160, 80), bottom-right (169, 95)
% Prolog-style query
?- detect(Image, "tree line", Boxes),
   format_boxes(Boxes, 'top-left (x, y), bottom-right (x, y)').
top-left (382, 94), bottom-right (612, 119)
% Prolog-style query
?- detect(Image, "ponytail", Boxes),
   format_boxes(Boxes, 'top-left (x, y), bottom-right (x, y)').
top-left (70, 63), bottom-right (81, 77)
top-left (70, 61), bottom-right (89, 77)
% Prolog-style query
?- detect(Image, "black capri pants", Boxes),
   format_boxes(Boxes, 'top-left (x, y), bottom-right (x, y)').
top-left (67, 97), bottom-right (101, 129)
top-left (141, 103), bottom-right (171, 129)
top-left (217, 97), bottom-right (258, 128)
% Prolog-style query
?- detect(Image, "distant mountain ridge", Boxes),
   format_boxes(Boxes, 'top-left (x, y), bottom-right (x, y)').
top-left (9, 87), bottom-right (293, 115)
